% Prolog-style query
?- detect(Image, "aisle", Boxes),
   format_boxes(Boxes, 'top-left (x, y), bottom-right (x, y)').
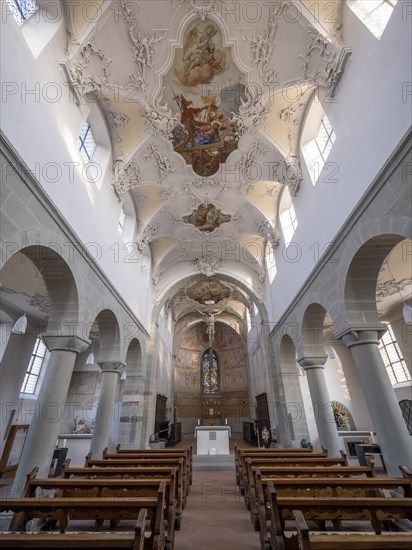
top-left (174, 469), bottom-right (260, 550)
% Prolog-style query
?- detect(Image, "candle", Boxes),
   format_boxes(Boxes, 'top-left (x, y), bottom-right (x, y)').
top-left (225, 418), bottom-right (227, 425)
top-left (197, 418), bottom-right (200, 425)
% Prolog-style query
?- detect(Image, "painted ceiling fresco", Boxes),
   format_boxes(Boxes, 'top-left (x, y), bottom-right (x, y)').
top-left (186, 279), bottom-right (232, 305)
top-left (182, 203), bottom-right (231, 232)
top-left (164, 19), bottom-right (245, 176)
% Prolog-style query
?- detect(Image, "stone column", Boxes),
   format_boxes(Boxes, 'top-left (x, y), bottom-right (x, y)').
top-left (298, 356), bottom-right (342, 457)
top-left (341, 329), bottom-right (412, 477)
top-left (89, 362), bottom-right (125, 457)
top-left (0, 329), bottom-right (37, 455)
top-left (10, 335), bottom-right (89, 496)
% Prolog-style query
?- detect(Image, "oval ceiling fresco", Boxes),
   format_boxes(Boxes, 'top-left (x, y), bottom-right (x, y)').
top-left (164, 18), bottom-right (246, 176)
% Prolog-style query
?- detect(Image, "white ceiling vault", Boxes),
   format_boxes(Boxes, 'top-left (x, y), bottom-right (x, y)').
top-left (59, 0), bottom-right (350, 334)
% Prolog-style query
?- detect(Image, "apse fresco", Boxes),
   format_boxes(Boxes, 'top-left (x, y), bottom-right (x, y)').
top-left (164, 19), bottom-right (246, 176)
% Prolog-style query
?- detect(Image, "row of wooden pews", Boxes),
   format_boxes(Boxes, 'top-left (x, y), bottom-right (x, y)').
top-left (234, 444), bottom-right (412, 550)
top-left (0, 445), bottom-right (193, 550)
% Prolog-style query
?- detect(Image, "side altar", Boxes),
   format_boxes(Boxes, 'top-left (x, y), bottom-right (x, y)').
top-left (194, 425), bottom-right (231, 455)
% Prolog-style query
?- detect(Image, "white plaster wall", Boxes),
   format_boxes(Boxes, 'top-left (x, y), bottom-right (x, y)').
top-left (1, 13), bottom-right (151, 328)
top-left (270, 1), bottom-right (412, 321)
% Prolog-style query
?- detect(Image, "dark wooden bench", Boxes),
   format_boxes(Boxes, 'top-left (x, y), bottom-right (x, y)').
top-left (292, 509), bottom-right (412, 550)
top-left (60, 462), bottom-right (183, 530)
top-left (261, 482), bottom-right (412, 550)
top-left (237, 452), bottom-right (329, 497)
top-left (18, 469), bottom-right (176, 549)
top-left (252, 471), bottom-right (412, 533)
top-left (1, 488), bottom-right (167, 550)
top-left (0, 509), bottom-right (146, 549)
top-left (241, 456), bottom-right (348, 510)
top-left (103, 449), bottom-right (191, 491)
top-left (114, 446), bottom-right (193, 486)
top-left (84, 455), bottom-right (188, 509)
top-left (234, 445), bottom-right (320, 491)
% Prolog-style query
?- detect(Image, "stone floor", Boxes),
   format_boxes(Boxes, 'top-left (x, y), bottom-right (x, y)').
top-left (174, 469), bottom-right (261, 550)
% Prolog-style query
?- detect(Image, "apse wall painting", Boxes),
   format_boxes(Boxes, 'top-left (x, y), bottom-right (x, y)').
top-left (164, 19), bottom-right (246, 176)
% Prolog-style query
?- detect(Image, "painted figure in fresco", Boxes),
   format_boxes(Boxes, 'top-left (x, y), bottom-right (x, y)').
top-left (183, 203), bottom-right (231, 232)
top-left (182, 24), bottom-right (219, 77)
top-left (179, 95), bottom-right (207, 145)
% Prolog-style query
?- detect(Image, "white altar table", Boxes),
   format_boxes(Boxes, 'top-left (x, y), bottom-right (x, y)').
top-left (194, 426), bottom-right (231, 455)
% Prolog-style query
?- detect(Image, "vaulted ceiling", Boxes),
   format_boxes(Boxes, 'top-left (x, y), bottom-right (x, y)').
top-left (57, 0), bottom-right (353, 334)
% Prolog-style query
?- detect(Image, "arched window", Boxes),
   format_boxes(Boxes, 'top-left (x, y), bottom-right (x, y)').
top-left (301, 94), bottom-right (336, 185)
top-left (7, 0), bottom-right (37, 25)
top-left (378, 323), bottom-right (411, 384)
top-left (201, 348), bottom-right (219, 394)
top-left (279, 186), bottom-right (297, 246)
top-left (265, 242), bottom-right (277, 284)
top-left (347, 0), bottom-right (397, 40)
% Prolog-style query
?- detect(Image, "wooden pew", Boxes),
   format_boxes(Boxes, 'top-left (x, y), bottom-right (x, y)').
top-left (103, 448), bottom-right (192, 489)
top-left (84, 455), bottom-right (188, 508)
top-left (115, 445), bottom-right (193, 486)
top-left (1, 485), bottom-right (167, 550)
top-left (236, 451), bottom-right (329, 496)
top-left (0, 509), bottom-right (147, 549)
top-left (260, 482), bottom-right (412, 550)
top-left (60, 462), bottom-right (183, 530)
top-left (292, 509), bottom-right (412, 550)
top-left (234, 445), bottom-right (318, 490)
top-left (252, 471), bottom-right (412, 533)
top-left (242, 456), bottom-right (348, 510)
top-left (19, 470), bottom-right (176, 549)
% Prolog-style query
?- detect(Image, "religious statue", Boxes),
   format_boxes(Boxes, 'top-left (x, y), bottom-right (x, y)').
top-left (72, 417), bottom-right (88, 434)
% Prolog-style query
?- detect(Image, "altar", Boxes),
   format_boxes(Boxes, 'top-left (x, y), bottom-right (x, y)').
top-left (194, 426), bottom-right (231, 455)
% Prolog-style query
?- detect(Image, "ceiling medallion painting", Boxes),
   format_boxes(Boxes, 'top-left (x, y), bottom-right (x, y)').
top-left (164, 19), bottom-right (245, 176)
top-left (182, 202), bottom-right (231, 232)
top-left (186, 279), bottom-right (231, 305)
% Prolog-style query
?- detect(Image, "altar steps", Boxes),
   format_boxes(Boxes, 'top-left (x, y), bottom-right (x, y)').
top-left (193, 452), bottom-right (235, 471)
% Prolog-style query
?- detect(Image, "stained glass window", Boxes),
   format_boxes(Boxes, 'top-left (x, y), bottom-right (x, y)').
top-left (201, 348), bottom-right (219, 394)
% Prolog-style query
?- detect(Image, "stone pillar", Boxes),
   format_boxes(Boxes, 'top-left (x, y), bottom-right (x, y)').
top-left (10, 335), bottom-right (89, 496)
top-left (341, 329), bottom-right (412, 477)
top-left (89, 362), bottom-right (124, 457)
top-left (298, 356), bottom-right (342, 457)
top-left (0, 330), bottom-right (37, 455)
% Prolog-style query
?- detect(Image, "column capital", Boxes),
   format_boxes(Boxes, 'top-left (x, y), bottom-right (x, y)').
top-left (41, 334), bottom-right (90, 354)
top-left (97, 361), bottom-right (126, 374)
top-left (337, 326), bottom-right (387, 348)
top-left (298, 355), bottom-right (328, 369)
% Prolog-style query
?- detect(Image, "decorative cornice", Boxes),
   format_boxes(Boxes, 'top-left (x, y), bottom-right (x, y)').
top-left (137, 223), bottom-right (159, 253)
top-left (121, 0), bottom-right (164, 89)
top-left (272, 154), bottom-right (302, 196)
top-left (300, 26), bottom-right (350, 97)
top-left (111, 158), bottom-right (142, 201)
top-left (143, 143), bottom-right (177, 184)
top-left (242, 0), bottom-right (286, 85)
top-left (142, 90), bottom-right (179, 140)
top-left (169, 0), bottom-right (219, 21)
top-left (256, 220), bottom-right (281, 252)
top-left (63, 38), bottom-right (112, 101)
top-left (239, 140), bottom-right (267, 185)
top-left (230, 86), bottom-right (271, 139)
